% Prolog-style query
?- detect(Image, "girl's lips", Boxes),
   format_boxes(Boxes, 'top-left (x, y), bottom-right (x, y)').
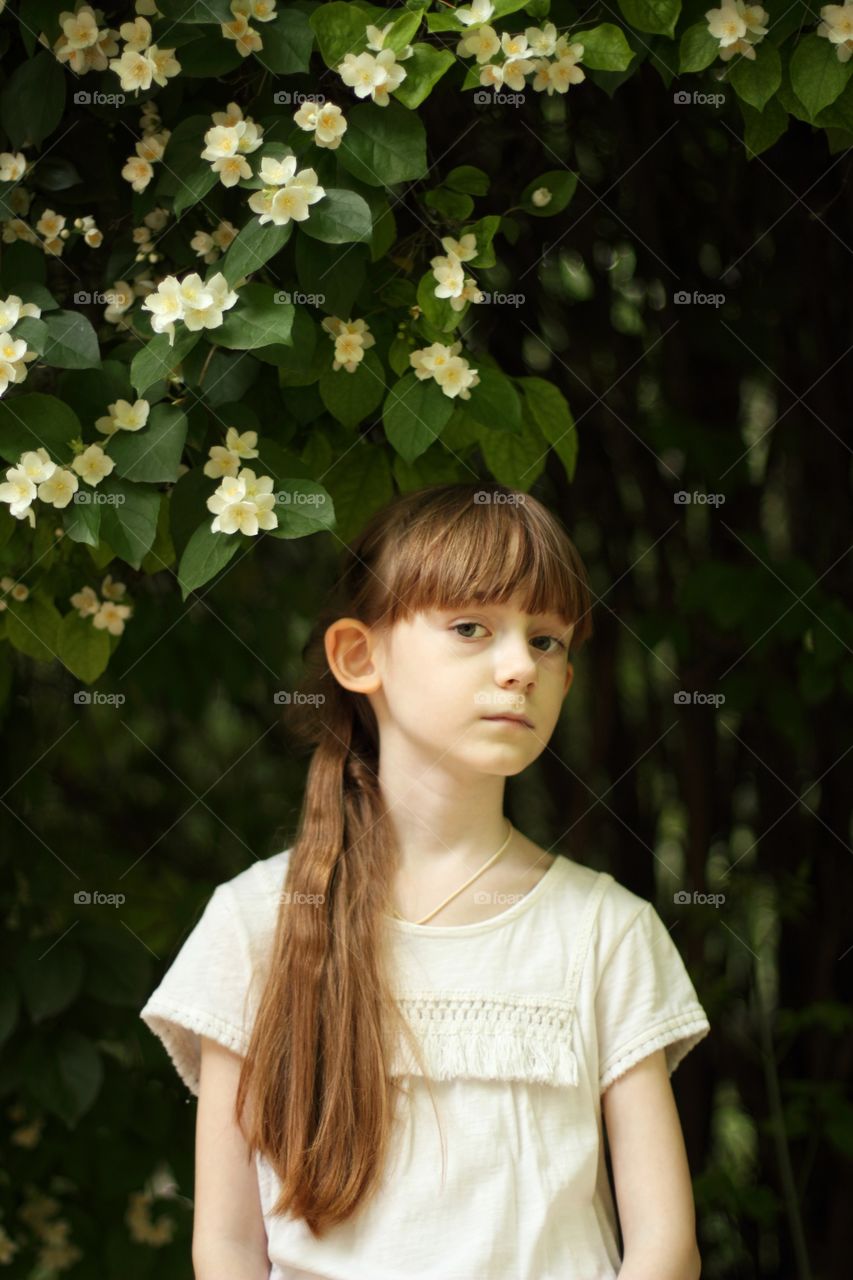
top-left (482, 715), bottom-right (533, 728)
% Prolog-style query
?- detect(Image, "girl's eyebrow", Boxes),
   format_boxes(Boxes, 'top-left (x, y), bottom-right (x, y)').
top-left (433, 604), bottom-right (572, 630)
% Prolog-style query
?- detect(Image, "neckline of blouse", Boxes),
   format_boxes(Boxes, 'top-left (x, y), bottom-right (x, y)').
top-left (384, 852), bottom-right (566, 936)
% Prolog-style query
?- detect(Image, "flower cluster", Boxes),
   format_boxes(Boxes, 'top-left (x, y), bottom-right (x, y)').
top-left (247, 155), bottom-right (326, 227)
top-left (455, 6), bottom-right (586, 96)
top-left (141, 271), bottom-right (239, 347)
top-left (121, 100), bottom-right (171, 194)
top-left (131, 203), bottom-right (169, 264)
top-left (816, 3), bottom-right (853, 61)
top-left (221, 0), bottom-right (278, 58)
top-left (293, 101), bottom-right (348, 150)
top-left (73, 214), bottom-right (103, 248)
top-left (191, 220), bottom-right (239, 264)
top-left (337, 22), bottom-right (414, 106)
top-left (204, 426), bottom-right (260, 480)
top-left (0, 151), bottom-right (27, 183)
top-left (410, 341), bottom-right (481, 400)
top-left (704, 0), bottom-right (769, 61)
top-left (207, 468), bottom-right (279, 536)
top-left (50, 3), bottom-right (118, 75)
top-left (0, 576), bottom-right (32, 610)
top-left (0, 448), bottom-right (79, 527)
top-left (201, 102), bottom-right (264, 188)
top-left (70, 574), bottom-right (133, 636)
top-left (109, 16), bottom-right (180, 94)
top-left (430, 233), bottom-right (484, 312)
top-left (320, 316), bottom-right (376, 372)
top-left (0, 294), bottom-right (41, 400)
top-left (95, 398), bottom-right (150, 436)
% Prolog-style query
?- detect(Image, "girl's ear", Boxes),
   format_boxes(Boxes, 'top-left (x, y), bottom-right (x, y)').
top-left (324, 617), bottom-right (383, 693)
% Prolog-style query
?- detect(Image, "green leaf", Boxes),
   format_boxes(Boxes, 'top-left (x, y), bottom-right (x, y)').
top-left (157, 0), bottom-right (234, 18)
top-left (156, 114), bottom-right (213, 205)
top-left (258, 7), bottom-right (315, 72)
top-left (40, 311), bottom-right (100, 369)
top-left (519, 171), bottom-right (578, 218)
top-left (57, 611), bottom-right (111, 683)
top-left (221, 219), bottom-right (293, 287)
top-left (572, 24), bottom-right (635, 72)
top-left (382, 372), bottom-right (455, 461)
top-left (393, 43), bottom-right (456, 109)
top-left (319, 348), bottom-right (387, 427)
top-left (678, 22), bottom-right (720, 74)
top-left (62, 492), bottom-right (102, 546)
top-left (384, 7), bottom-right (427, 55)
top-left (98, 478), bottom-right (161, 570)
top-left (5, 595), bottom-right (62, 663)
top-left (617, 0), bottom-right (681, 37)
top-left (423, 187), bottom-right (475, 221)
top-left (445, 165), bottom-right (490, 196)
top-left (0, 51), bottom-right (66, 149)
top-left (140, 491), bottom-right (176, 573)
top-left (177, 519), bottom-right (241, 599)
top-left (789, 33), bottom-right (853, 120)
top-left (211, 282), bottom-right (295, 350)
top-left (130, 327), bottom-right (202, 397)
top-left (19, 940), bottom-right (84, 1020)
top-left (321, 442), bottom-right (393, 541)
top-left (177, 33), bottom-right (243, 77)
top-left (0, 393), bottom-right (81, 465)
top-left (300, 188), bottom-right (373, 244)
top-left (518, 376), bottom-right (578, 481)
top-left (107, 404), bottom-right (188, 483)
top-left (258, 305), bottom-right (323, 383)
top-left (476, 409), bottom-right (547, 490)
top-left (466, 368), bottom-right (522, 433)
top-left (729, 43), bottom-right (782, 113)
top-left (740, 94), bottom-right (788, 159)
top-left (268, 479), bottom-right (337, 538)
top-left (310, 0), bottom-right (368, 67)
top-left (416, 270), bottom-right (463, 333)
top-left (26, 1029), bottom-right (103, 1125)
top-left (337, 101), bottom-right (428, 187)
top-left (461, 214), bottom-right (502, 267)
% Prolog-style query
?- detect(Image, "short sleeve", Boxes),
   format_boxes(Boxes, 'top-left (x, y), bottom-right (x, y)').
top-left (139, 882), bottom-right (253, 1097)
top-left (596, 901), bottom-right (710, 1094)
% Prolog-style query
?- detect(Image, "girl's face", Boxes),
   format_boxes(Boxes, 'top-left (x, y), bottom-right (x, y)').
top-left (359, 590), bottom-right (576, 776)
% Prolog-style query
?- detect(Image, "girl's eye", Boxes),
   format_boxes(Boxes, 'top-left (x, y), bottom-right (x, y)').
top-left (451, 623), bottom-right (566, 653)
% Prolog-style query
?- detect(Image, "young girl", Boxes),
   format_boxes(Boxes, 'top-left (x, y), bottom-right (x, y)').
top-left (141, 480), bottom-right (710, 1280)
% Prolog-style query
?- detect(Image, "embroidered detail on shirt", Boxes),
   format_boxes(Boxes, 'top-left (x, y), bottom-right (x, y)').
top-left (389, 991), bottom-right (579, 1087)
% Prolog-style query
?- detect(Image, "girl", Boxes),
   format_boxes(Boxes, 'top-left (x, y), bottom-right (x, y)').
top-left (141, 480), bottom-right (710, 1280)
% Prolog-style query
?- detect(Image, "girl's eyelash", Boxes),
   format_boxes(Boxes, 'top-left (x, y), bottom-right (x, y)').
top-left (451, 622), bottom-right (567, 652)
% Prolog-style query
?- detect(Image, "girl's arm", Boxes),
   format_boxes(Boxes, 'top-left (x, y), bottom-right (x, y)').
top-left (192, 1036), bottom-right (271, 1280)
top-left (602, 1049), bottom-right (703, 1280)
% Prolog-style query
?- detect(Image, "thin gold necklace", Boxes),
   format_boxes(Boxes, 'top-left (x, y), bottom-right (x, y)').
top-left (390, 819), bottom-right (514, 926)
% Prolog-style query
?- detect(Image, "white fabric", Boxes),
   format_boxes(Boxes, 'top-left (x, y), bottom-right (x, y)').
top-left (140, 848), bottom-right (710, 1280)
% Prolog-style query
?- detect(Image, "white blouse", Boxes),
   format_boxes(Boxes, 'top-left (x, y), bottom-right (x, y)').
top-left (140, 848), bottom-right (711, 1280)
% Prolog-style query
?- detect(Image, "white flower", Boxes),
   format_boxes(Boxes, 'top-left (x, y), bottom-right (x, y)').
top-left (817, 3), bottom-right (853, 60)
top-left (110, 47), bottom-right (157, 92)
top-left (204, 426), bottom-right (259, 478)
top-left (226, 426), bottom-right (259, 457)
top-left (121, 156), bottom-right (155, 192)
top-left (18, 448), bottom-right (56, 484)
top-left (717, 35), bottom-right (758, 59)
top-left (70, 585), bottom-right (100, 618)
top-left (409, 340), bottom-right (480, 400)
top-left (104, 281), bottom-right (135, 325)
top-left (36, 209), bottom-right (66, 238)
top-left (62, 5), bottom-right (100, 50)
top-left (0, 461), bottom-right (39, 518)
top-left (321, 315), bottom-right (375, 373)
top-left (440, 233), bottom-right (478, 262)
top-left (531, 186), bottom-right (552, 207)
top-left (247, 160), bottom-right (325, 226)
top-left (430, 252), bottom-right (466, 300)
top-left (0, 331), bottom-right (38, 397)
top-left (180, 271), bottom-right (238, 332)
top-left (72, 443), bottom-right (115, 485)
top-left (207, 468), bottom-right (279, 536)
top-left (119, 17), bottom-right (152, 51)
top-left (201, 122), bottom-right (259, 162)
top-left (365, 21), bottom-right (413, 58)
top-left (210, 153), bottom-right (253, 187)
top-left (457, 24), bottom-right (501, 63)
top-left (525, 23), bottom-right (558, 57)
top-left (101, 573), bottom-right (127, 601)
top-left (531, 47), bottom-right (586, 94)
top-left (95, 398), bottom-right (150, 435)
top-left (338, 48), bottom-right (407, 106)
top-left (93, 600), bottom-right (133, 634)
top-left (293, 101), bottom-right (348, 150)
top-left (0, 151), bottom-right (26, 182)
top-left (456, 0), bottom-right (495, 26)
top-left (37, 467), bottom-right (78, 508)
top-left (449, 277), bottom-right (485, 312)
top-left (0, 293), bottom-right (42, 329)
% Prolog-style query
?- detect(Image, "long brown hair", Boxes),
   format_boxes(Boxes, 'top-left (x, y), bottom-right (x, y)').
top-left (235, 481), bottom-right (593, 1235)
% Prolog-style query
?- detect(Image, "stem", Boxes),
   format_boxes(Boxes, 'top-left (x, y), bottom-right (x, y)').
top-left (197, 343), bottom-right (216, 388)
